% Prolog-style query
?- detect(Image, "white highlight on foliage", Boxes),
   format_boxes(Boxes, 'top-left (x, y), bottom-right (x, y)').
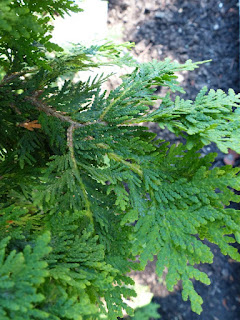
top-left (52, 0), bottom-right (108, 47)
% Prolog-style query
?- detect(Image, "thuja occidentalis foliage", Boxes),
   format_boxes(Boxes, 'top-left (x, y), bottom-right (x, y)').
top-left (0, 1), bottom-right (240, 319)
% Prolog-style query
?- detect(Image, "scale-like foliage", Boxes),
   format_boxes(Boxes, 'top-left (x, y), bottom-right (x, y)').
top-left (0, 0), bottom-right (80, 70)
top-left (1, 1), bottom-right (240, 319)
top-left (0, 232), bottom-right (51, 320)
top-left (143, 86), bottom-right (240, 153)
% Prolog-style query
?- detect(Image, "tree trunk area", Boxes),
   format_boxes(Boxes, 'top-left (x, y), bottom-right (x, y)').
top-left (108, 1), bottom-right (240, 319)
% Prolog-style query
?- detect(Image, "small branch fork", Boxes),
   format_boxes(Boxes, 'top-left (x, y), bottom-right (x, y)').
top-left (25, 92), bottom-right (107, 128)
top-left (26, 91), bottom-right (95, 221)
top-left (0, 71), bottom-right (27, 87)
top-left (0, 69), bottom-right (38, 87)
top-left (5, 76), bottom-right (144, 220)
top-left (27, 93), bottom-right (144, 179)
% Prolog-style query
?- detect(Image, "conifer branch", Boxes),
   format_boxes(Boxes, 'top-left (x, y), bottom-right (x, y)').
top-left (2, 0), bottom-right (240, 316)
top-left (0, 70), bottom-right (37, 87)
top-left (0, 72), bottom-right (25, 86)
top-left (108, 152), bottom-right (143, 177)
top-left (67, 124), bottom-right (75, 151)
top-left (25, 94), bottom-right (107, 128)
top-left (99, 84), bottom-right (134, 120)
top-left (67, 125), bottom-right (93, 222)
top-left (25, 95), bottom-right (88, 127)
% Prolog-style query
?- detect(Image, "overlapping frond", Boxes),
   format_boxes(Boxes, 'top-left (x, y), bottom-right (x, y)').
top-left (0, 232), bottom-right (51, 320)
top-left (145, 87), bottom-right (240, 153)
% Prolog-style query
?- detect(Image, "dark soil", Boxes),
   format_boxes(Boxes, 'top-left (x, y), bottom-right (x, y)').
top-left (108, 1), bottom-right (240, 319)
top-left (108, 0), bottom-right (239, 98)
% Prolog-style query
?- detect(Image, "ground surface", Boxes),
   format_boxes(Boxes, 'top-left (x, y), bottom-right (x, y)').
top-left (108, 1), bottom-right (240, 319)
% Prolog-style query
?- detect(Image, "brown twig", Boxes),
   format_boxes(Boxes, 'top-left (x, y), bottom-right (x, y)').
top-left (9, 103), bottom-right (21, 114)
top-left (67, 124), bottom-right (75, 150)
top-left (0, 70), bottom-right (37, 87)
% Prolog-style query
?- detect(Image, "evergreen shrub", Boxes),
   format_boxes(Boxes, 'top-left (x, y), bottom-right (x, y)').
top-left (0, 1), bottom-right (240, 319)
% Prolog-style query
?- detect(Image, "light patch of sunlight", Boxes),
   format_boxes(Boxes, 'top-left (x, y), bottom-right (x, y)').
top-left (122, 283), bottom-right (154, 316)
top-left (52, 0), bottom-right (108, 47)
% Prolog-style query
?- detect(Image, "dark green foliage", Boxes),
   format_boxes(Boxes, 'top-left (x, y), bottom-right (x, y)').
top-left (0, 0), bottom-right (80, 70)
top-left (1, 1), bottom-right (240, 319)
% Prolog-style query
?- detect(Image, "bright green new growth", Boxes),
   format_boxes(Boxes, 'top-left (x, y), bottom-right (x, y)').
top-left (1, 1), bottom-right (240, 319)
